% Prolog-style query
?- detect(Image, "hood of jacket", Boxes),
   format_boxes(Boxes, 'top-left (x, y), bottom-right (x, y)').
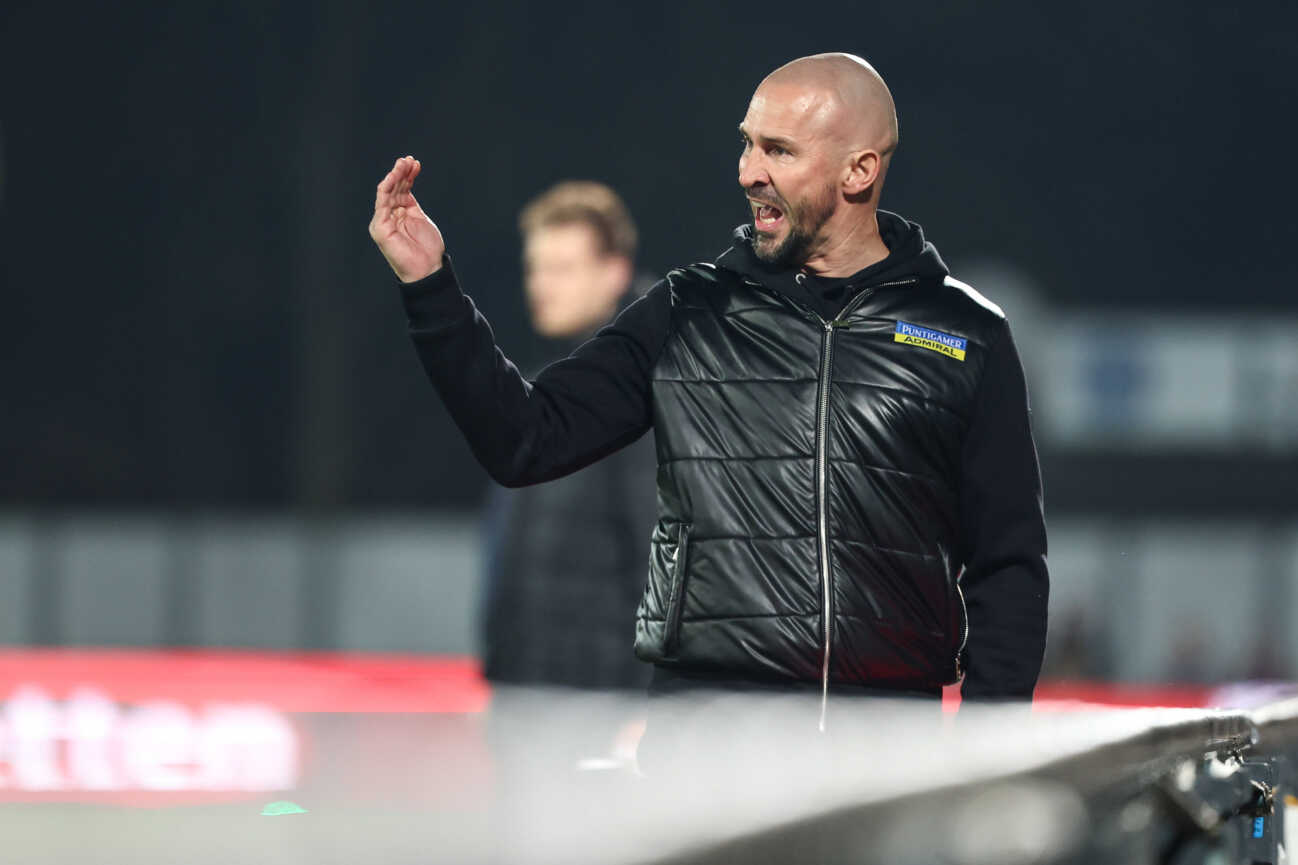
top-left (714, 209), bottom-right (950, 321)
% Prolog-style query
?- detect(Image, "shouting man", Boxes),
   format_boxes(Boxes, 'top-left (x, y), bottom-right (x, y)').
top-left (370, 54), bottom-right (1048, 744)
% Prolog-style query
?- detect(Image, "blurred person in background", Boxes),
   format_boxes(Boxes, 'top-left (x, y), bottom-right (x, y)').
top-left (481, 181), bottom-right (655, 768)
top-left (371, 52), bottom-right (1047, 772)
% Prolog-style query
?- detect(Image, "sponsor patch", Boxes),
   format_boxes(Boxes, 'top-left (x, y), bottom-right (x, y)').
top-left (893, 321), bottom-right (967, 362)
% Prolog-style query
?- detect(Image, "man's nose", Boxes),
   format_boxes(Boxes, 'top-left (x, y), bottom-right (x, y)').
top-left (738, 151), bottom-right (768, 189)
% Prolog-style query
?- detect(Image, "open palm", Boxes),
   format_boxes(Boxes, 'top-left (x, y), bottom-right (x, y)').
top-left (369, 156), bottom-right (445, 283)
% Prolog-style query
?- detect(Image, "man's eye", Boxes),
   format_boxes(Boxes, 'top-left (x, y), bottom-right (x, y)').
top-left (771, 146), bottom-right (788, 157)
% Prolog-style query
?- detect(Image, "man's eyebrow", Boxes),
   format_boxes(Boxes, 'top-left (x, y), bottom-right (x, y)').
top-left (738, 125), bottom-right (796, 149)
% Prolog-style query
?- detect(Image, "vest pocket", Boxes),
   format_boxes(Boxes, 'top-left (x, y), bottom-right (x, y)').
top-left (663, 524), bottom-right (692, 655)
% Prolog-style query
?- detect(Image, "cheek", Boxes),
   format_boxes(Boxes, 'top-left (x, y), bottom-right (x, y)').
top-left (788, 173), bottom-right (834, 218)
top-left (525, 274), bottom-right (558, 303)
top-left (771, 168), bottom-right (806, 202)
top-left (549, 280), bottom-right (588, 317)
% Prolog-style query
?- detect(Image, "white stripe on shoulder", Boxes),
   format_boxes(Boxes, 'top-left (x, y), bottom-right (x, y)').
top-left (943, 275), bottom-right (1005, 318)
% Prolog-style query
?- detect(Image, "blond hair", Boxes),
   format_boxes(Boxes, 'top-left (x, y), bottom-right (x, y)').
top-left (518, 181), bottom-right (637, 260)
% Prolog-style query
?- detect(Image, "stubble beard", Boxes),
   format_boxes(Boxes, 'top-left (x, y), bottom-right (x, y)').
top-left (751, 184), bottom-right (837, 270)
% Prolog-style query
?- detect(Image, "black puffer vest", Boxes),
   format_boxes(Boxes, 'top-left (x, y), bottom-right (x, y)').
top-left (633, 257), bottom-right (1008, 692)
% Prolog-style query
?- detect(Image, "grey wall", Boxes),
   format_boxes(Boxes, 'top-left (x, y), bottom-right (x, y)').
top-left (2, 513), bottom-right (1296, 685)
top-left (0, 513), bottom-right (480, 656)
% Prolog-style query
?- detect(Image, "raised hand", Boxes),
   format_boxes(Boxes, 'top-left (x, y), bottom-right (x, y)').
top-left (369, 155), bottom-right (445, 283)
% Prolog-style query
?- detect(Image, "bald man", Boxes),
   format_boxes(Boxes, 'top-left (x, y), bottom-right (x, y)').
top-left (372, 54), bottom-right (1047, 735)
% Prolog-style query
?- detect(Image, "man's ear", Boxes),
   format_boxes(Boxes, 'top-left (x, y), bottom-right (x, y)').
top-left (843, 149), bottom-right (882, 196)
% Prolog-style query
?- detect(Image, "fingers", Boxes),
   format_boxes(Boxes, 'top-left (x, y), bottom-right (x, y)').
top-left (378, 157), bottom-right (404, 194)
top-left (395, 156), bottom-right (420, 206)
top-left (403, 159), bottom-right (421, 205)
top-left (375, 164), bottom-right (398, 214)
top-left (371, 156), bottom-right (424, 242)
top-left (375, 155), bottom-right (419, 210)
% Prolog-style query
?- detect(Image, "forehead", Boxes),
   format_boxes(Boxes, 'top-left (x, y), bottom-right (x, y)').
top-left (742, 81), bottom-right (836, 139)
top-left (524, 222), bottom-right (602, 260)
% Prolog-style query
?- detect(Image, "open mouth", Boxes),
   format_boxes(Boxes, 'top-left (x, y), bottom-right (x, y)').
top-left (752, 201), bottom-right (785, 231)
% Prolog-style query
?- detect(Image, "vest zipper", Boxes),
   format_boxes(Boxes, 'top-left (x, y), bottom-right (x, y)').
top-left (954, 580), bottom-right (969, 680)
top-left (748, 274), bottom-right (919, 729)
top-left (815, 318), bottom-right (835, 731)
top-left (812, 280), bottom-right (912, 731)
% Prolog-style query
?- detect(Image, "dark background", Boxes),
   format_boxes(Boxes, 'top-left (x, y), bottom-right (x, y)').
top-left (3, 0), bottom-right (1295, 510)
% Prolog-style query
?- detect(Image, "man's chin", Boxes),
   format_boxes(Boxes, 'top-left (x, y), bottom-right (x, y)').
top-left (751, 227), bottom-right (782, 252)
top-left (752, 232), bottom-right (791, 265)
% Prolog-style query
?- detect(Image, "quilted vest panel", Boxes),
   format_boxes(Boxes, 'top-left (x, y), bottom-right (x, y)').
top-left (634, 264), bottom-right (1005, 690)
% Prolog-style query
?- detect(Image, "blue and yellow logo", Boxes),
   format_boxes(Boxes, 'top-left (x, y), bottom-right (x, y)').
top-left (894, 321), bottom-right (967, 362)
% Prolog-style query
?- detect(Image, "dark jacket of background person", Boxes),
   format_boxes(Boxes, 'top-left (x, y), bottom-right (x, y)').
top-left (403, 212), bottom-right (1047, 701)
top-left (477, 181), bottom-right (657, 693)
top-left (480, 350), bottom-right (656, 691)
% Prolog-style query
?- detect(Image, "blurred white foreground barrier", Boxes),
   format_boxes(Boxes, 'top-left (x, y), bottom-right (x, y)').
top-left (2, 690), bottom-right (1297, 865)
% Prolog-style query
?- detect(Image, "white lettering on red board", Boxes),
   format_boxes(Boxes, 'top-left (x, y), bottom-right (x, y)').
top-left (0, 687), bottom-right (299, 792)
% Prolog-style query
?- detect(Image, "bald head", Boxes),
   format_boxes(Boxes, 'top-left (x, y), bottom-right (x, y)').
top-left (760, 53), bottom-right (898, 157)
top-left (737, 54), bottom-right (900, 275)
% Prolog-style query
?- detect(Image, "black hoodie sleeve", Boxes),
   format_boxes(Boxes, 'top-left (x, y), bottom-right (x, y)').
top-left (958, 321), bottom-right (1050, 701)
top-left (401, 257), bottom-right (672, 487)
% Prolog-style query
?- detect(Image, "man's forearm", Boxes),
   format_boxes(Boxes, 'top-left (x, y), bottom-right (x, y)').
top-left (403, 259), bottom-right (545, 485)
top-left (401, 257), bottom-right (666, 486)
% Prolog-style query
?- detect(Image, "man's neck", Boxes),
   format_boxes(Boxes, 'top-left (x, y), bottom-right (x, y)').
top-left (801, 211), bottom-right (890, 278)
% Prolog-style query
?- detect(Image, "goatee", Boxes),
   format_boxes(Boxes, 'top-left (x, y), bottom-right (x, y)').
top-left (753, 225), bottom-right (813, 269)
top-left (749, 184), bottom-right (835, 270)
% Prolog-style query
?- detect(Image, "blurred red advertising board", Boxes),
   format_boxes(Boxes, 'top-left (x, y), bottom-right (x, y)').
top-left (0, 650), bottom-right (490, 806)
